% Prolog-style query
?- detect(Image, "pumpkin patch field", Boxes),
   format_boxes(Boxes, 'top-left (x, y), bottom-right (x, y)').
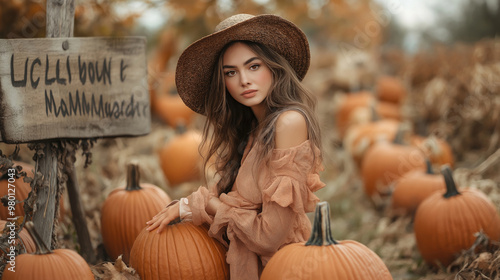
top-left (2, 37), bottom-right (499, 280)
top-left (1, 1), bottom-right (500, 279)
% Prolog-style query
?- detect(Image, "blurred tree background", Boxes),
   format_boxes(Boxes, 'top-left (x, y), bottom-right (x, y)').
top-left (1, 0), bottom-right (498, 90)
top-left (434, 0), bottom-right (499, 44)
top-left (2, 0), bottom-right (498, 50)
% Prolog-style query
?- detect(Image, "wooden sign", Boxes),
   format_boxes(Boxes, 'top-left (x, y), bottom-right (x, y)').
top-left (0, 37), bottom-right (150, 143)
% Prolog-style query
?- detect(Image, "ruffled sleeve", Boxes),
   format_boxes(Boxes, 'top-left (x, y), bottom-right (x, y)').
top-left (187, 186), bottom-right (218, 226)
top-left (262, 140), bottom-right (325, 213)
top-left (209, 140), bottom-right (325, 257)
top-left (210, 191), bottom-right (296, 256)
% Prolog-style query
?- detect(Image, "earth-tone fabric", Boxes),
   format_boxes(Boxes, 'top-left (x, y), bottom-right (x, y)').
top-left (187, 138), bottom-right (325, 280)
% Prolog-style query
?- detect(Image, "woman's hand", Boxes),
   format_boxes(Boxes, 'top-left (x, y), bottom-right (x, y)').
top-left (146, 202), bottom-right (180, 233)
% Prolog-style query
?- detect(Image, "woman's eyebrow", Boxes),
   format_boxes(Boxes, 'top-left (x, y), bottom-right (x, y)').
top-left (223, 57), bottom-right (260, 69)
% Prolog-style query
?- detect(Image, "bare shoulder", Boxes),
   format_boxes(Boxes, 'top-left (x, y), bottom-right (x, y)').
top-left (275, 110), bottom-right (308, 149)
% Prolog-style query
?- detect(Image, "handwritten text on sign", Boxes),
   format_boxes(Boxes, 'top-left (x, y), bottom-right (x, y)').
top-left (0, 37), bottom-right (150, 143)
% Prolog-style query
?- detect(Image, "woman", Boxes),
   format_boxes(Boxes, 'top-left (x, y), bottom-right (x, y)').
top-left (147, 14), bottom-right (325, 279)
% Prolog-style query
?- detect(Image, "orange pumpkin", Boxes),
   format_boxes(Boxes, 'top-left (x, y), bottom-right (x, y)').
top-left (261, 202), bottom-right (392, 280)
top-left (390, 160), bottom-right (446, 215)
top-left (159, 128), bottom-right (203, 186)
top-left (151, 73), bottom-right (195, 127)
top-left (129, 221), bottom-right (229, 280)
top-left (375, 75), bottom-right (407, 104)
top-left (414, 166), bottom-right (500, 267)
top-left (0, 162), bottom-right (33, 219)
top-left (3, 221), bottom-right (94, 280)
top-left (343, 119), bottom-right (400, 167)
top-left (0, 219), bottom-right (36, 253)
top-left (147, 28), bottom-right (178, 106)
top-left (410, 135), bottom-right (454, 167)
top-left (148, 28), bottom-right (178, 75)
top-left (361, 132), bottom-right (427, 199)
top-left (0, 161), bottom-right (64, 220)
top-left (101, 163), bottom-right (171, 264)
top-left (334, 91), bottom-right (374, 137)
top-left (346, 101), bottom-right (402, 134)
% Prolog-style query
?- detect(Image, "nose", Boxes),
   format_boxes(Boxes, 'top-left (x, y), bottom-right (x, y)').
top-left (239, 71), bottom-right (250, 86)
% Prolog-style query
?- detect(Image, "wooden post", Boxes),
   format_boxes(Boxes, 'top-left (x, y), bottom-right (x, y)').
top-left (64, 145), bottom-right (96, 263)
top-left (32, 144), bottom-right (59, 247)
top-left (37, 0), bottom-right (95, 263)
top-left (46, 0), bottom-right (75, 38)
top-left (32, 0), bottom-right (75, 248)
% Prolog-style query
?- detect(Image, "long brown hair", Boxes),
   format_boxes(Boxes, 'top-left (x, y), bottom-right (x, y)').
top-left (201, 40), bottom-right (322, 195)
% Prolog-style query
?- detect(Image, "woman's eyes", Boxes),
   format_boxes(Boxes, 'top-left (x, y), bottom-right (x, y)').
top-left (249, 64), bottom-right (260, 70)
top-left (225, 70), bottom-right (236, 77)
top-left (224, 64), bottom-right (261, 77)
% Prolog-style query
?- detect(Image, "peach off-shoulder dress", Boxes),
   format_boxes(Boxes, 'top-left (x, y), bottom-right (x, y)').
top-left (186, 137), bottom-right (325, 280)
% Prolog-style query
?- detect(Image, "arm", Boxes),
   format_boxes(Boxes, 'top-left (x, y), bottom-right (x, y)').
top-left (146, 191), bottom-right (222, 233)
top-left (214, 197), bottom-right (297, 255)
top-left (206, 196), bottom-right (222, 215)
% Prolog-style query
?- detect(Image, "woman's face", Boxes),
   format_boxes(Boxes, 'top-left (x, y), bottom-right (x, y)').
top-left (222, 42), bottom-right (273, 119)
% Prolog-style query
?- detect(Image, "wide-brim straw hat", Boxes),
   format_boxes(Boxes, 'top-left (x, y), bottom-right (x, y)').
top-left (175, 14), bottom-right (310, 115)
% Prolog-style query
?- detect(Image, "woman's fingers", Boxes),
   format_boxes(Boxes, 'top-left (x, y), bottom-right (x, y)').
top-left (147, 210), bottom-right (164, 224)
top-left (146, 203), bottom-right (180, 233)
top-left (155, 218), bottom-right (170, 233)
top-left (146, 212), bottom-right (167, 231)
top-left (146, 217), bottom-right (162, 232)
top-left (146, 216), bottom-right (158, 225)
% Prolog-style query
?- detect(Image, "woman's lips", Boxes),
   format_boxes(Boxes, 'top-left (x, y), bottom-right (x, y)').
top-left (241, 89), bottom-right (257, 98)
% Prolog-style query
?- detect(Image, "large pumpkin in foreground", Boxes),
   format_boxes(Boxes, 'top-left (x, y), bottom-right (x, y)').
top-left (129, 220), bottom-right (229, 280)
top-left (261, 202), bottom-right (392, 280)
top-left (414, 166), bottom-right (500, 267)
top-left (101, 163), bottom-right (171, 264)
top-left (3, 221), bottom-right (94, 280)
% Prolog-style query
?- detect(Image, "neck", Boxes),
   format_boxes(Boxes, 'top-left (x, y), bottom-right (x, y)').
top-left (251, 103), bottom-right (266, 123)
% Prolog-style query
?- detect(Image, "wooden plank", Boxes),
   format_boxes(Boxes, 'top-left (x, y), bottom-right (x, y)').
top-left (0, 37), bottom-right (150, 143)
top-left (31, 0), bottom-right (75, 250)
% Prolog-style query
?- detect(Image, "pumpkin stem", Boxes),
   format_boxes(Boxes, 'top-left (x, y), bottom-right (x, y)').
top-left (425, 159), bottom-right (434, 175)
top-left (25, 221), bottom-right (52, 255)
top-left (393, 123), bottom-right (412, 145)
top-left (305, 201), bottom-right (338, 246)
top-left (393, 126), bottom-right (405, 145)
top-left (441, 165), bottom-right (460, 198)
top-left (126, 163), bottom-right (143, 191)
top-left (369, 101), bottom-right (380, 122)
top-left (175, 122), bottom-right (187, 134)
